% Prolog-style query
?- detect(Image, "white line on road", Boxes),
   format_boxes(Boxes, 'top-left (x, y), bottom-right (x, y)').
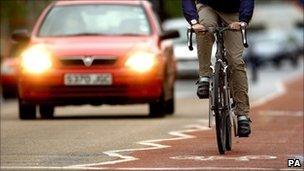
top-left (170, 155), bottom-right (277, 161)
top-left (67, 119), bottom-right (210, 168)
top-left (259, 110), bottom-right (303, 117)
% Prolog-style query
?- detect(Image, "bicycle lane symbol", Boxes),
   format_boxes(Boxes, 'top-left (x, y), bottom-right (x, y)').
top-left (170, 155), bottom-right (277, 162)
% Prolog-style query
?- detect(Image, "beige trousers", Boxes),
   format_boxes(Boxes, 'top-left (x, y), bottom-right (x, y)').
top-left (196, 4), bottom-right (250, 116)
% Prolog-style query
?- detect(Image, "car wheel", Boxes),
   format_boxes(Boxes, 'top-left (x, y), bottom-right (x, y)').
top-left (2, 91), bottom-right (11, 100)
top-left (2, 91), bottom-right (12, 100)
top-left (1, 86), bottom-right (17, 100)
top-left (39, 105), bottom-right (54, 119)
top-left (290, 57), bottom-right (298, 67)
top-left (273, 59), bottom-right (282, 68)
top-left (149, 99), bottom-right (166, 118)
top-left (19, 100), bottom-right (36, 120)
top-left (165, 88), bottom-right (175, 115)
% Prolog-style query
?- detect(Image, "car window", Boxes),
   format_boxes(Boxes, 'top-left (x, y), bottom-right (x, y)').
top-left (38, 4), bottom-right (151, 37)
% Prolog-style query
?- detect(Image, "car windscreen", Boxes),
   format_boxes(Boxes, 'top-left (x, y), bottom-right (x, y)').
top-left (38, 4), bottom-right (151, 37)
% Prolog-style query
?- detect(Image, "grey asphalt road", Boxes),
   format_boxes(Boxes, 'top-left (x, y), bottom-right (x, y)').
top-left (1, 60), bottom-right (303, 168)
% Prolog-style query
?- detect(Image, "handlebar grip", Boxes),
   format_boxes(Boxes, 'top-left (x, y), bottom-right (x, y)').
top-left (241, 24), bottom-right (249, 48)
top-left (187, 28), bottom-right (194, 51)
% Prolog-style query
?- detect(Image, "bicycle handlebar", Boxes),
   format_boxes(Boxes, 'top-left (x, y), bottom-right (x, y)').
top-left (187, 24), bottom-right (249, 51)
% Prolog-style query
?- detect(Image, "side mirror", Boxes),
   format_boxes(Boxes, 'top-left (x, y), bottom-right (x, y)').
top-left (11, 29), bottom-right (30, 42)
top-left (160, 30), bottom-right (180, 41)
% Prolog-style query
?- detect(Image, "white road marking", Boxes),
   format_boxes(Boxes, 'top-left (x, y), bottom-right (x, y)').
top-left (170, 155), bottom-right (277, 162)
top-left (259, 110), bottom-right (303, 117)
top-left (67, 120), bottom-right (210, 168)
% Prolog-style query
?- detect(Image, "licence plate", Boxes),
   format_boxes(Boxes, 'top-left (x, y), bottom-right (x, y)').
top-left (64, 73), bottom-right (112, 86)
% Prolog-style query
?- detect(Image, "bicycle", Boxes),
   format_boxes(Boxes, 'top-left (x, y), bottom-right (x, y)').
top-left (187, 23), bottom-right (248, 154)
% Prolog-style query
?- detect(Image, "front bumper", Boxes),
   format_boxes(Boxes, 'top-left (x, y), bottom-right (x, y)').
top-left (18, 68), bottom-right (163, 105)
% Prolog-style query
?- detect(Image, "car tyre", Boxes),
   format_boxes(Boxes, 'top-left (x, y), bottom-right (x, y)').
top-left (39, 105), bottom-right (54, 119)
top-left (290, 57), bottom-right (298, 67)
top-left (165, 88), bottom-right (175, 115)
top-left (273, 59), bottom-right (282, 68)
top-left (149, 99), bottom-right (166, 118)
top-left (1, 86), bottom-right (17, 100)
top-left (165, 98), bottom-right (175, 115)
top-left (2, 91), bottom-right (13, 100)
top-left (19, 100), bottom-right (36, 120)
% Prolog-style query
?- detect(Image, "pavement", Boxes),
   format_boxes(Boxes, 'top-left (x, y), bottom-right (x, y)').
top-left (1, 61), bottom-right (303, 170)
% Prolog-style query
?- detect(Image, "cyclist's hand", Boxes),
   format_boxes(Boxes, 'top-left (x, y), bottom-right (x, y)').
top-left (192, 23), bottom-right (205, 33)
top-left (229, 22), bottom-right (247, 30)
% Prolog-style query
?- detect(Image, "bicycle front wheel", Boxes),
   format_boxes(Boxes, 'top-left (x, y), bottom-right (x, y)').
top-left (226, 114), bottom-right (232, 151)
top-left (213, 62), bottom-right (228, 154)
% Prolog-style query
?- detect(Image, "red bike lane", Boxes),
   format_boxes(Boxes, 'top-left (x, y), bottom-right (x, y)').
top-left (95, 76), bottom-right (303, 170)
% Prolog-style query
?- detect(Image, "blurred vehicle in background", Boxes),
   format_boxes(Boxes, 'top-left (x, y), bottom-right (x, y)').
top-left (244, 30), bottom-right (301, 68)
top-left (292, 26), bottom-right (304, 58)
top-left (163, 18), bottom-right (216, 78)
top-left (14, 0), bottom-right (179, 119)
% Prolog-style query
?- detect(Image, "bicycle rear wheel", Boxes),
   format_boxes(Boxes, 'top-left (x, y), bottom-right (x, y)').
top-left (213, 62), bottom-right (228, 154)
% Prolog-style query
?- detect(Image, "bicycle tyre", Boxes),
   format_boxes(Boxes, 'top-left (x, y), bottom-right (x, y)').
top-left (226, 115), bottom-right (232, 151)
top-left (213, 61), bottom-right (226, 154)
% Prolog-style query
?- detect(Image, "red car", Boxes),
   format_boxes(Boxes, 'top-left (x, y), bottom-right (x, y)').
top-left (13, 0), bottom-right (178, 119)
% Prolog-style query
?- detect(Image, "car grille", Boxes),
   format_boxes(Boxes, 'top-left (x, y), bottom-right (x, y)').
top-left (59, 56), bottom-right (117, 67)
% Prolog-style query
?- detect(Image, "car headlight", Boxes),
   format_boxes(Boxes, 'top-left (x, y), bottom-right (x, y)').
top-left (21, 44), bottom-right (52, 74)
top-left (125, 51), bottom-right (157, 73)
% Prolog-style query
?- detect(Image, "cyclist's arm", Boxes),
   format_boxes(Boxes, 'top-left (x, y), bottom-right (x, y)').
top-left (181, 0), bottom-right (199, 25)
top-left (239, 0), bottom-right (255, 24)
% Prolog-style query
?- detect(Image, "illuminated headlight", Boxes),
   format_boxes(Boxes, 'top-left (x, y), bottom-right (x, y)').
top-left (21, 44), bottom-right (52, 74)
top-left (125, 52), bottom-right (157, 73)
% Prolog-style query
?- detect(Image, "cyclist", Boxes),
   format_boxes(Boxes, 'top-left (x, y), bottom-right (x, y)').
top-left (182, 0), bottom-right (254, 137)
